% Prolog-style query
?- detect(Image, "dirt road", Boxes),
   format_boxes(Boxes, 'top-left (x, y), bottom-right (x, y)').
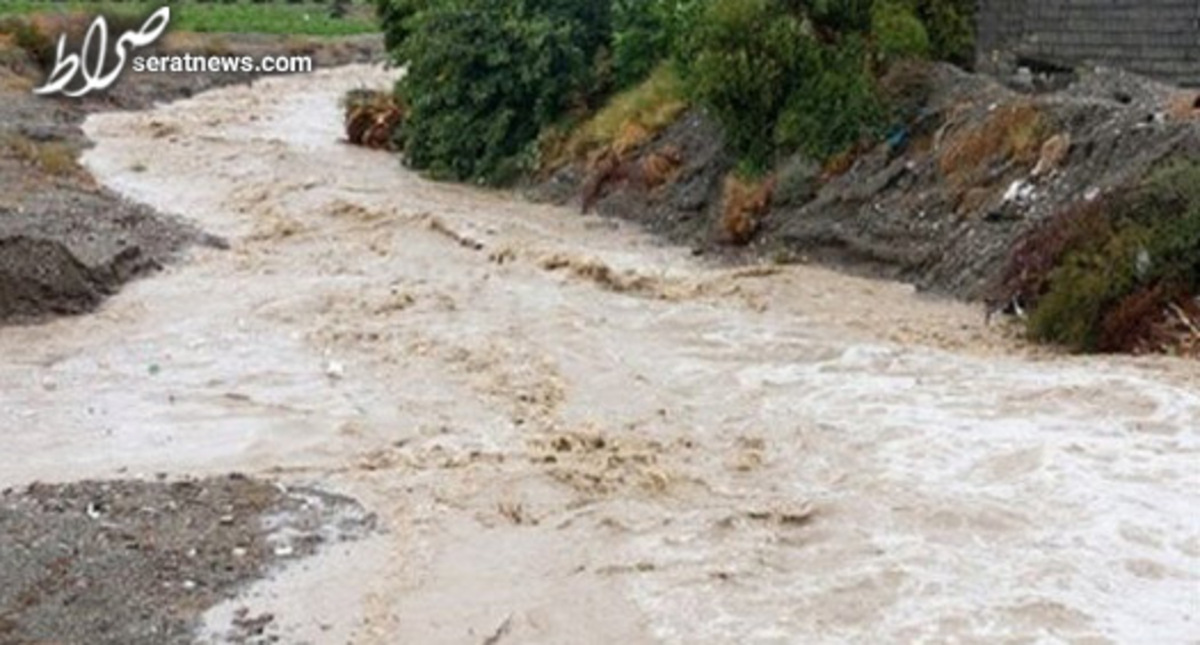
top-left (2, 64), bottom-right (1197, 643)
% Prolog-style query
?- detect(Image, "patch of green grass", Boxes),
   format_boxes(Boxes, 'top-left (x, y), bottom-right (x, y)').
top-left (0, 2), bottom-right (379, 37)
top-left (551, 63), bottom-right (688, 165)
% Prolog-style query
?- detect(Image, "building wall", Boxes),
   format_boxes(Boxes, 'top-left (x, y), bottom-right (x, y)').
top-left (977, 0), bottom-right (1200, 86)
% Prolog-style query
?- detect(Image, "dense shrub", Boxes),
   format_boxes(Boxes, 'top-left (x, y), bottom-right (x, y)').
top-left (611, 0), bottom-right (668, 89)
top-left (397, 0), bottom-right (609, 184)
top-left (377, 0), bottom-right (977, 186)
top-left (774, 36), bottom-right (885, 161)
top-left (1028, 223), bottom-right (1146, 351)
top-left (677, 0), bottom-right (817, 169)
top-left (806, 0), bottom-right (875, 35)
top-left (373, 0), bottom-right (428, 57)
top-left (610, 0), bottom-right (703, 89)
top-left (1004, 159), bottom-right (1200, 352)
top-left (912, 0), bottom-right (974, 67)
top-left (870, 0), bottom-right (930, 65)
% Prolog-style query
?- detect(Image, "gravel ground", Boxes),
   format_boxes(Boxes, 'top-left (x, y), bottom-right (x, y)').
top-left (0, 476), bottom-right (376, 645)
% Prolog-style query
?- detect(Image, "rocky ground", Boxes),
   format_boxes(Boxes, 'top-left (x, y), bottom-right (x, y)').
top-left (0, 476), bottom-right (375, 645)
top-left (534, 62), bottom-right (1200, 303)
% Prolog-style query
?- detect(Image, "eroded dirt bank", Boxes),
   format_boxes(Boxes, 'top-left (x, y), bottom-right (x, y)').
top-left (0, 30), bottom-right (380, 323)
top-left (1, 64), bottom-right (1197, 643)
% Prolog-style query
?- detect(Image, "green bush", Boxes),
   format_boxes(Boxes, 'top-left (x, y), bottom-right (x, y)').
top-left (807, 0), bottom-right (875, 34)
top-left (612, 0), bottom-right (663, 88)
top-left (775, 35), bottom-right (885, 161)
top-left (913, 0), bottom-right (974, 67)
top-left (677, 0), bottom-right (816, 170)
top-left (1018, 159), bottom-right (1200, 352)
top-left (396, 0), bottom-right (609, 185)
top-left (378, 0), bottom-right (974, 187)
top-left (1029, 226), bottom-right (1145, 351)
top-left (611, 0), bottom-right (703, 89)
top-left (373, 0), bottom-right (429, 57)
top-left (871, 0), bottom-right (930, 65)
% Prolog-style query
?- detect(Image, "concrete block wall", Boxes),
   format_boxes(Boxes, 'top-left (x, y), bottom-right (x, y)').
top-left (977, 0), bottom-right (1200, 86)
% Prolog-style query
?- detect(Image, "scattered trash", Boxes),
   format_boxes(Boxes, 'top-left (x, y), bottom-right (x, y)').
top-left (1003, 179), bottom-right (1035, 205)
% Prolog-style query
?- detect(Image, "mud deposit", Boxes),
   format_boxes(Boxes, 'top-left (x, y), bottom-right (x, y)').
top-left (0, 64), bottom-right (1195, 643)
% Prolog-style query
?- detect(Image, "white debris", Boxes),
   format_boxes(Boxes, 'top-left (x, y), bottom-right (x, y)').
top-left (1003, 179), bottom-right (1035, 204)
top-left (1135, 248), bottom-right (1153, 277)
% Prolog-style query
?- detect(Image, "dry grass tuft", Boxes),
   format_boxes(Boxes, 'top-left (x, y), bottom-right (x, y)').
top-left (720, 173), bottom-right (776, 245)
top-left (938, 102), bottom-right (1047, 186)
top-left (639, 145), bottom-right (683, 190)
top-left (343, 89), bottom-right (406, 151)
top-left (3, 134), bottom-right (78, 176)
top-left (551, 64), bottom-right (687, 170)
top-left (1167, 92), bottom-right (1200, 121)
top-left (611, 121), bottom-right (651, 158)
top-left (0, 67), bottom-right (34, 92)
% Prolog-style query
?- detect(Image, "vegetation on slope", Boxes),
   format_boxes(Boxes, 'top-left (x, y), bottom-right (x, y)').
top-left (373, 0), bottom-right (977, 184)
top-left (997, 160), bottom-right (1200, 355)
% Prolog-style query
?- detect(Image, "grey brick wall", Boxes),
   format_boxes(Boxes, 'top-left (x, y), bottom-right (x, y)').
top-left (978, 0), bottom-right (1200, 86)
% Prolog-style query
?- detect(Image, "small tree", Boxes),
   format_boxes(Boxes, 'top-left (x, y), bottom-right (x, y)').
top-left (397, 0), bottom-right (605, 184)
top-left (677, 0), bottom-right (816, 170)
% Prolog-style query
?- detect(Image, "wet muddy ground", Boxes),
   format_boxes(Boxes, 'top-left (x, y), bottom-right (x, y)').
top-left (0, 64), bottom-right (1197, 643)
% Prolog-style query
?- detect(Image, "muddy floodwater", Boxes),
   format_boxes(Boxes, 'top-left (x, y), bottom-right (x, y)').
top-left (1, 65), bottom-right (1197, 643)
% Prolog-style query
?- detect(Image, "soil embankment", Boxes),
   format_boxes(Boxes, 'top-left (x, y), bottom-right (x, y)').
top-left (537, 64), bottom-right (1200, 304)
